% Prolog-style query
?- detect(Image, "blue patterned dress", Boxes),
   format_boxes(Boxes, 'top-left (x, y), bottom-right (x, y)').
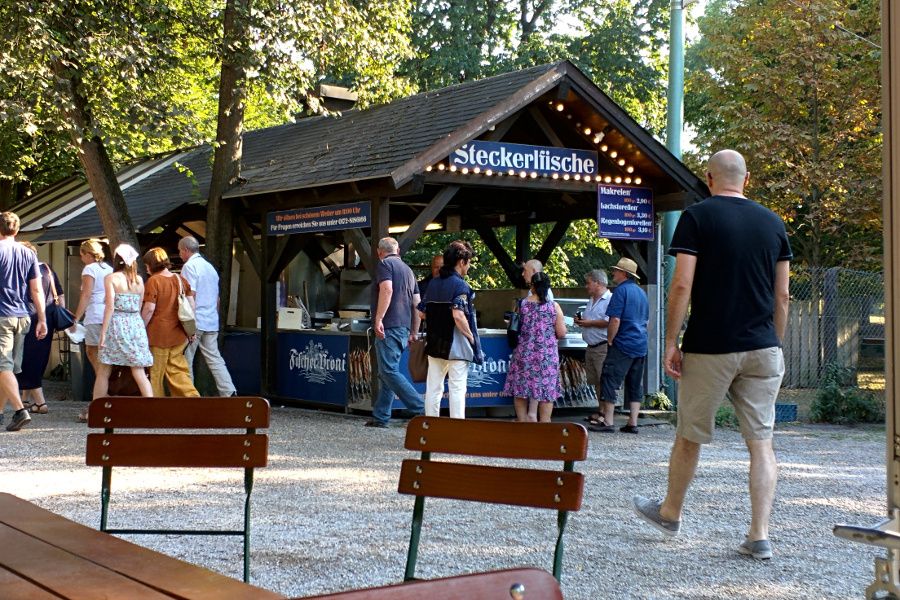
top-left (502, 300), bottom-right (562, 402)
top-left (99, 293), bottom-right (153, 367)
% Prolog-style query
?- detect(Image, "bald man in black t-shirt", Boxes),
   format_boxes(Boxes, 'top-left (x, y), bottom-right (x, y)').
top-left (633, 150), bottom-right (791, 561)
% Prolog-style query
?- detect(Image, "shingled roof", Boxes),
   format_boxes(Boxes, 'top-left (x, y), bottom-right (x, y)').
top-left (29, 60), bottom-right (705, 242)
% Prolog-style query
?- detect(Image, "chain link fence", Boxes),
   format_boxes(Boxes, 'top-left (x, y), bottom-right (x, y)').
top-left (783, 267), bottom-right (884, 390)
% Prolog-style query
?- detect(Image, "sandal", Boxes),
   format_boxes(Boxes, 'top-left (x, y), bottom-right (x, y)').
top-left (585, 414), bottom-right (608, 427)
top-left (76, 411), bottom-right (88, 423)
top-left (28, 403), bottom-right (49, 414)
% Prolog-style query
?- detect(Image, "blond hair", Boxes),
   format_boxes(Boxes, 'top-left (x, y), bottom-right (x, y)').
top-left (80, 238), bottom-right (105, 261)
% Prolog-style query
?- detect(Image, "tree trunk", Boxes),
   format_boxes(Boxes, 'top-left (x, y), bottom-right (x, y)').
top-left (207, 0), bottom-right (251, 326)
top-left (51, 60), bottom-right (139, 251)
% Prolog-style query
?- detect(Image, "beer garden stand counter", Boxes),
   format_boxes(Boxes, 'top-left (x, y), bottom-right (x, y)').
top-left (22, 60), bottom-right (708, 411)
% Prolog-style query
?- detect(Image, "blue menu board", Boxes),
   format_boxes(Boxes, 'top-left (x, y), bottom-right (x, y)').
top-left (597, 185), bottom-right (654, 240)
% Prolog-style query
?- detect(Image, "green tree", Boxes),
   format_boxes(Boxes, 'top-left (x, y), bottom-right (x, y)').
top-left (685, 0), bottom-right (882, 270)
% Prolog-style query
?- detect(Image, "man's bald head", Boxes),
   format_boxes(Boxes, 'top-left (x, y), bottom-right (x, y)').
top-left (707, 149), bottom-right (749, 195)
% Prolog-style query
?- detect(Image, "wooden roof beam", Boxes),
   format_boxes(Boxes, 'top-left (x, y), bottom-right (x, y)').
top-left (474, 224), bottom-right (523, 288)
top-left (398, 185), bottom-right (460, 254)
top-left (533, 219), bottom-right (572, 266)
top-left (342, 228), bottom-right (374, 274)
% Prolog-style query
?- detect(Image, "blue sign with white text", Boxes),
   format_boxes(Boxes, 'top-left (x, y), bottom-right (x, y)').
top-left (277, 333), bottom-right (350, 405)
top-left (267, 201), bottom-right (371, 236)
top-left (451, 141), bottom-right (598, 178)
top-left (597, 185), bottom-right (655, 240)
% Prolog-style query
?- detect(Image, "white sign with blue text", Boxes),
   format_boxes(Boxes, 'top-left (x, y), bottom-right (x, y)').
top-left (597, 185), bottom-right (654, 241)
top-left (451, 140), bottom-right (598, 178)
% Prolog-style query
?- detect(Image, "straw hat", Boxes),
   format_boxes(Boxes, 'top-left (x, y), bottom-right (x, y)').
top-left (611, 257), bottom-right (640, 280)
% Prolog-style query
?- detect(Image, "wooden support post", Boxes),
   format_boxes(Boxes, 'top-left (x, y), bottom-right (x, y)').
top-left (343, 228), bottom-right (375, 275)
top-left (533, 220), bottom-right (571, 266)
top-left (475, 224), bottom-right (522, 288)
top-left (235, 217), bottom-right (261, 276)
top-left (260, 223), bottom-right (278, 397)
top-left (515, 223), bottom-right (531, 265)
top-left (398, 185), bottom-right (460, 255)
top-left (370, 198), bottom-right (390, 272)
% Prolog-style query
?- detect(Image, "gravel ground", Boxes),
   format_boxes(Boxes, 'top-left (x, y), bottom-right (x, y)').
top-left (1, 386), bottom-right (887, 599)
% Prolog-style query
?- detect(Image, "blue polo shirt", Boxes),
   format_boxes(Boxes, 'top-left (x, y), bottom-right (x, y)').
top-left (607, 278), bottom-right (649, 358)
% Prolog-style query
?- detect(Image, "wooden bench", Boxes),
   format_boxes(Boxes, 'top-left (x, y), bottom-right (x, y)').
top-left (398, 416), bottom-right (588, 582)
top-left (85, 396), bottom-right (270, 583)
top-left (296, 567), bottom-right (562, 599)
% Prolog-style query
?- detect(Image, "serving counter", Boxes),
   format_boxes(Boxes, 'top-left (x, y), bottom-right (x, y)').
top-left (221, 327), bottom-right (597, 410)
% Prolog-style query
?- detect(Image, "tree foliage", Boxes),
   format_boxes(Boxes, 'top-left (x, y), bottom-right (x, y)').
top-left (685, 0), bottom-right (882, 270)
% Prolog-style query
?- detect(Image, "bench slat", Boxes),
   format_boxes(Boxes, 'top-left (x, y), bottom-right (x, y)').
top-left (86, 434), bottom-right (268, 468)
top-left (87, 396), bottom-right (270, 429)
top-left (398, 459), bottom-right (584, 511)
top-left (296, 567), bottom-right (562, 599)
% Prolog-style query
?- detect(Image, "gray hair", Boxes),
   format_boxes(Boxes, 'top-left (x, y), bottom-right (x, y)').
top-left (378, 237), bottom-right (399, 254)
top-left (585, 269), bottom-right (608, 286)
top-left (178, 236), bottom-right (200, 254)
top-left (524, 259), bottom-right (543, 272)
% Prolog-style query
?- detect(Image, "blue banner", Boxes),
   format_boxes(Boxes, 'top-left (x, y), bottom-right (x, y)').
top-left (597, 185), bottom-right (655, 240)
top-left (277, 333), bottom-right (350, 405)
top-left (267, 201), bottom-right (371, 236)
top-left (450, 141), bottom-right (598, 178)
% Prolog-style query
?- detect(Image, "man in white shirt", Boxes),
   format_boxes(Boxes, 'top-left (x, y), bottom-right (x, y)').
top-left (574, 269), bottom-right (612, 430)
top-left (522, 259), bottom-right (555, 302)
top-left (178, 236), bottom-right (237, 396)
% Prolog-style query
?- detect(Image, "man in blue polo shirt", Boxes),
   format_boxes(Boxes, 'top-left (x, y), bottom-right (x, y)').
top-left (596, 257), bottom-right (649, 433)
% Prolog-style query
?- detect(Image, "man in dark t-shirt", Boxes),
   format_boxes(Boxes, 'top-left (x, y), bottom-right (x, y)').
top-left (367, 237), bottom-right (424, 427)
top-left (634, 150), bottom-right (791, 561)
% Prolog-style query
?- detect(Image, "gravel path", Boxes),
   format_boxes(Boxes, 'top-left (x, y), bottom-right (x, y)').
top-left (1, 394), bottom-right (886, 599)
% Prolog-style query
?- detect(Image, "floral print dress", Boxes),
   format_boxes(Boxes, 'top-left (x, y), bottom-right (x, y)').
top-left (502, 300), bottom-right (562, 402)
top-left (99, 293), bottom-right (153, 367)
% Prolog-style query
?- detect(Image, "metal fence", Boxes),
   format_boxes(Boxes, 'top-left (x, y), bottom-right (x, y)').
top-left (783, 267), bottom-right (884, 389)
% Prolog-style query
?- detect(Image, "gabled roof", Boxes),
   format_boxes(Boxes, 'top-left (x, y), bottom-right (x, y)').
top-left (227, 63), bottom-right (561, 198)
top-left (25, 60), bottom-right (706, 243)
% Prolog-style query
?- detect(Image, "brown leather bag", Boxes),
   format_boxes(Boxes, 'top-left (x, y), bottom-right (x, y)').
top-left (407, 337), bottom-right (428, 383)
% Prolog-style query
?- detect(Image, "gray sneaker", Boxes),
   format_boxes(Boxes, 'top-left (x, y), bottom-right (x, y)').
top-left (633, 495), bottom-right (680, 537)
top-left (738, 538), bottom-right (773, 560)
top-left (6, 409), bottom-right (31, 432)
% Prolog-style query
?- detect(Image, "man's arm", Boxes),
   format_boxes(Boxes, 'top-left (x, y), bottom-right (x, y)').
top-left (410, 292), bottom-right (421, 339)
top-left (664, 253), bottom-right (697, 379)
top-left (774, 260), bottom-right (790, 342)
top-left (373, 280), bottom-right (393, 339)
top-left (607, 317), bottom-right (620, 346)
top-left (28, 275), bottom-right (47, 340)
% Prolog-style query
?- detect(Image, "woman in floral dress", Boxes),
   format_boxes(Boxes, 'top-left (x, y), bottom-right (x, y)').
top-left (503, 271), bottom-right (567, 422)
top-left (93, 244), bottom-right (153, 399)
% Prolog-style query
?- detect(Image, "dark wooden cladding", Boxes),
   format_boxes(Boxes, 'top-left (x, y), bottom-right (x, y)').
top-left (403, 416), bottom-right (588, 460)
top-left (299, 568), bottom-right (562, 599)
top-left (398, 460), bottom-right (584, 511)
top-left (86, 434), bottom-right (269, 468)
top-left (87, 396), bottom-right (270, 429)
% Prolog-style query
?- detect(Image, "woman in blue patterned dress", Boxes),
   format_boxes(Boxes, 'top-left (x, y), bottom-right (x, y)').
top-left (93, 244), bottom-right (153, 400)
top-left (502, 271), bottom-right (567, 422)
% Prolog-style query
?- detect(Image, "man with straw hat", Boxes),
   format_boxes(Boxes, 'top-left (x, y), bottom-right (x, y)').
top-left (590, 257), bottom-right (648, 434)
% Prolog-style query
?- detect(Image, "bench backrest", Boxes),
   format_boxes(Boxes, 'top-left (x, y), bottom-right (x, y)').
top-left (398, 416), bottom-right (588, 581)
top-left (86, 396), bottom-right (269, 468)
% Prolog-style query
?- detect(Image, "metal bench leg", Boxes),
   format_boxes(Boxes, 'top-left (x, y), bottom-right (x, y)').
top-left (243, 467), bottom-right (254, 583)
top-left (553, 509), bottom-right (569, 582)
top-left (404, 496), bottom-right (425, 581)
top-left (100, 466), bottom-right (112, 531)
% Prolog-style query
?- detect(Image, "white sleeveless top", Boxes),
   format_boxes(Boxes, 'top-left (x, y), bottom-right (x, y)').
top-left (82, 261), bottom-right (113, 325)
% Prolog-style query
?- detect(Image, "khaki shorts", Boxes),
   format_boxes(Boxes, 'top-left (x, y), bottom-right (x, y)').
top-left (0, 316), bottom-right (31, 373)
top-left (676, 347), bottom-right (785, 444)
top-left (584, 343), bottom-right (608, 386)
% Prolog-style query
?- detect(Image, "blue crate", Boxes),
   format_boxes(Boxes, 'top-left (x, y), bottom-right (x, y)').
top-left (775, 403), bottom-right (798, 423)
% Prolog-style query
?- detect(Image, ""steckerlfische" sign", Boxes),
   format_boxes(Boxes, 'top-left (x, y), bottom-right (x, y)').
top-left (597, 185), bottom-right (654, 241)
top-left (267, 201), bottom-right (371, 235)
top-left (450, 140), bottom-right (598, 177)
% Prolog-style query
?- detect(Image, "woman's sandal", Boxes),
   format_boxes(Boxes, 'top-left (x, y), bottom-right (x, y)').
top-left (585, 414), bottom-right (607, 426)
top-left (76, 411), bottom-right (88, 423)
top-left (28, 402), bottom-right (49, 414)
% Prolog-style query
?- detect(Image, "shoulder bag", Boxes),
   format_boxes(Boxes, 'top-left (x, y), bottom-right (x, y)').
top-left (45, 265), bottom-right (76, 332)
top-left (506, 299), bottom-right (523, 349)
top-left (175, 274), bottom-right (198, 336)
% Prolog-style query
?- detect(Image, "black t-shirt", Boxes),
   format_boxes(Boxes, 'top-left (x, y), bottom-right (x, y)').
top-left (669, 195), bottom-right (792, 353)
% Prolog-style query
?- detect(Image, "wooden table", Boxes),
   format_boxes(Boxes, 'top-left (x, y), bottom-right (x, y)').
top-left (0, 493), bottom-right (285, 599)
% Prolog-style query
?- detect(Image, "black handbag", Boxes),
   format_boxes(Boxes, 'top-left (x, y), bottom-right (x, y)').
top-left (506, 300), bottom-right (522, 349)
top-left (45, 266), bottom-right (75, 332)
